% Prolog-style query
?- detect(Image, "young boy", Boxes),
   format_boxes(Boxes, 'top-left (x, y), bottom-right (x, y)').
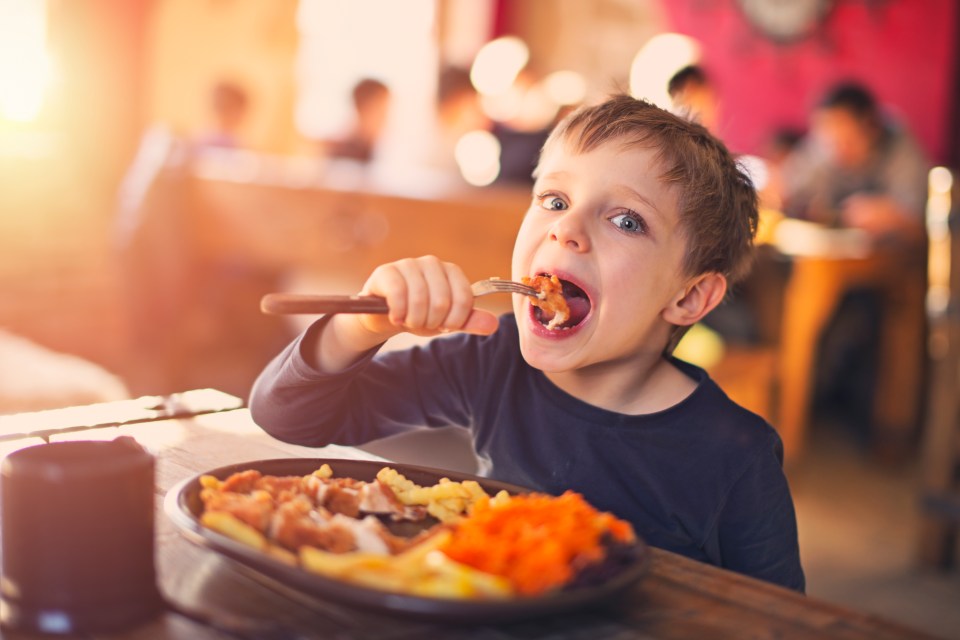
top-left (250, 95), bottom-right (805, 592)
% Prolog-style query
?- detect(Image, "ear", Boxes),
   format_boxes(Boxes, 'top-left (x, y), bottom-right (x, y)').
top-left (662, 272), bottom-right (727, 327)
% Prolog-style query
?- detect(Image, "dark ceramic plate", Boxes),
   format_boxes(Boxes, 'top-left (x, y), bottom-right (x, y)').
top-left (164, 458), bottom-right (649, 623)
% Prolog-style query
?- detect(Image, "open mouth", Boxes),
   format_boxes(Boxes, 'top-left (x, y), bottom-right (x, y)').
top-left (531, 274), bottom-right (592, 331)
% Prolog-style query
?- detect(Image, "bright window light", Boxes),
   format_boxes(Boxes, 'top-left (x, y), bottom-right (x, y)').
top-left (926, 166), bottom-right (954, 321)
top-left (295, 0), bottom-right (436, 161)
top-left (543, 70), bottom-right (587, 106)
top-left (929, 166), bottom-right (953, 196)
top-left (0, 0), bottom-right (54, 123)
top-left (470, 36), bottom-right (529, 96)
top-left (629, 33), bottom-right (700, 109)
top-left (454, 129), bottom-right (500, 186)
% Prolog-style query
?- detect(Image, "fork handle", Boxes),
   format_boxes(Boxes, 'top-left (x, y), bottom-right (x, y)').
top-left (261, 293), bottom-right (389, 315)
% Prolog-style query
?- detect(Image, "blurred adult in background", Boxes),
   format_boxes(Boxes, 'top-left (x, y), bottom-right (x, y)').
top-left (193, 80), bottom-right (250, 150)
top-left (756, 127), bottom-right (806, 212)
top-left (779, 81), bottom-right (929, 245)
top-left (420, 66), bottom-right (491, 179)
top-left (437, 66), bottom-right (489, 152)
top-left (668, 64), bottom-right (720, 135)
top-left (490, 68), bottom-right (559, 186)
top-left (425, 65), bottom-right (572, 187)
top-left (320, 78), bottom-right (391, 164)
top-left (779, 81), bottom-right (930, 450)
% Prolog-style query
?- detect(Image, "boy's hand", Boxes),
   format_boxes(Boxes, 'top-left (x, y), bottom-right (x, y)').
top-left (359, 256), bottom-right (498, 337)
top-left (315, 256), bottom-right (498, 372)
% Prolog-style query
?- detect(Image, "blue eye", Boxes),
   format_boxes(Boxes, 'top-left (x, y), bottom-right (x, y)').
top-left (611, 211), bottom-right (647, 234)
top-left (538, 194), bottom-right (568, 211)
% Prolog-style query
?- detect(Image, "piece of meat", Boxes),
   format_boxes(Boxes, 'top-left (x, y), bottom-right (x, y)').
top-left (522, 275), bottom-right (570, 329)
top-left (219, 469), bottom-right (263, 493)
top-left (201, 489), bottom-right (274, 532)
top-left (323, 485), bottom-right (361, 518)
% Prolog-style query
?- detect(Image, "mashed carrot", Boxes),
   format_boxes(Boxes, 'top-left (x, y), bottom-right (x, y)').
top-left (440, 491), bottom-right (635, 596)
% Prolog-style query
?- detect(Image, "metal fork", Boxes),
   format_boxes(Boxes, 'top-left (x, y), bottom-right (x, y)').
top-left (469, 278), bottom-right (537, 298)
top-left (260, 279), bottom-right (537, 315)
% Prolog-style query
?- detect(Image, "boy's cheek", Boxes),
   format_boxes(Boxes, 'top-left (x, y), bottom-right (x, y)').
top-left (512, 215), bottom-right (546, 259)
top-left (510, 236), bottom-right (534, 278)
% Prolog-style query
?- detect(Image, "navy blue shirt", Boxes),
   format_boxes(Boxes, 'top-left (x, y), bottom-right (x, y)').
top-left (250, 314), bottom-right (805, 592)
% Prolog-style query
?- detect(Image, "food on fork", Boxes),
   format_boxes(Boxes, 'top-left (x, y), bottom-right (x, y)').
top-left (522, 275), bottom-right (570, 330)
top-left (197, 464), bottom-right (638, 599)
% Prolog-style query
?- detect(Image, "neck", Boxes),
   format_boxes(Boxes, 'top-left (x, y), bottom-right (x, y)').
top-left (544, 353), bottom-right (697, 415)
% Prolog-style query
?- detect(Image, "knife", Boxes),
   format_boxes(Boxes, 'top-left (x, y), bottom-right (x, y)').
top-left (260, 293), bottom-right (389, 315)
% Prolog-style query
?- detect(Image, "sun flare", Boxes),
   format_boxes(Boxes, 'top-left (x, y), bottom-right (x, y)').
top-left (0, 0), bottom-right (54, 123)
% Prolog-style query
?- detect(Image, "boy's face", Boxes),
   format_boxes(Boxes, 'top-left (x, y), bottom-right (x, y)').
top-left (511, 138), bottom-right (692, 374)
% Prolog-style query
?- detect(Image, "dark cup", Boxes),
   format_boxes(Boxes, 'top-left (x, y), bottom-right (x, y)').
top-left (0, 437), bottom-right (164, 634)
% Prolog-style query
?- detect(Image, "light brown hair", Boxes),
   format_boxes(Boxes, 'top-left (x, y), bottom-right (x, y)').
top-left (539, 94), bottom-right (758, 286)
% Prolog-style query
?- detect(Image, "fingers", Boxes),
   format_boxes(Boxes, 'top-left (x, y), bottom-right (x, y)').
top-left (439, 261), bottom-right (474, 331)
top-left (461, 309), bottom-right (499, 335)
top-left (362, 256), bottom-right (477, 334)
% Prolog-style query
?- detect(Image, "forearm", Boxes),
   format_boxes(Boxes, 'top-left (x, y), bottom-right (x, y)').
top-left (248, 318), bottom-right (382, 446)
top-left (841, 194), bottom-right (926, 245)
top-left (249, 318), bottom-right (476, 447)
top-left (307, 313), bottom-right (393, 373)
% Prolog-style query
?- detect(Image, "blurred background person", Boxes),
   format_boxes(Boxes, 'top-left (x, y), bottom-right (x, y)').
top-left (488, 67), bottom-right (560, 185)
top-left (418, 65), bottom-right (492, 180)
top-left (193, 79), bottom-right (250, 150)
top-left (319, 77), bottom-right (391, 164)
top-left (778, 81), bottom-right (930, 449)
top-left (779, 81), bottom-right (929, 245)
top-left (437, 66), bottom-right (490, 161)
top-left (667, 64), bottom-right (720, 135)
top-left (756, 127), bottom-right (806, 212)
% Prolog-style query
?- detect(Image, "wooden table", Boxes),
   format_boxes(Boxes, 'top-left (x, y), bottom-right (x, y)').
top-left (0, 399), bottom-right (938, 639)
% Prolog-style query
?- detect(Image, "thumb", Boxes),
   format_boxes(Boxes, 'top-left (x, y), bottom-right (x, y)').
top-left (460, 309), bottom-right (499, 335)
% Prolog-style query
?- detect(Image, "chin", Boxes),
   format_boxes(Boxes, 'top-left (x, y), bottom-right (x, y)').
top-left (516, 312), bottom-right (587, 371)
top-left (518, 341), bottom-right (573, 374)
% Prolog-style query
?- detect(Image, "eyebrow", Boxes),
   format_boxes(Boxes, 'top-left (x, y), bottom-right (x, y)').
top-left (614, 184), bottom-right (665, 222)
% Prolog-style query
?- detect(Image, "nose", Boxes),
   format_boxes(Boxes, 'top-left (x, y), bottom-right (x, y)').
top-left (548, 208), bottom-right (590, 252)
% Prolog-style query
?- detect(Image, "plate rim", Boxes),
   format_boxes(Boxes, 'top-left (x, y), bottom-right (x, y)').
top-left (163, 457), bottom-right (650, 622)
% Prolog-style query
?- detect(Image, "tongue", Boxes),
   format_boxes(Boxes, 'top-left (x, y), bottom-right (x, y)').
top-left (565, 295), bottom-right (590, 326)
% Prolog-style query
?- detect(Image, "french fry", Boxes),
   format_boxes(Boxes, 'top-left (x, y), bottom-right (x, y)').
top-left (201, 511), bottom-right (268, 551)
top-left (265, 544), bottom-right (298, 566)
top-left (416, 551), bottom-right (511, 599)
top-left (312, 464), bottom-right (333, 480)
top-left (299, 531), bottom-right (512, 599)
top-left (299, 546), bottom-right (393, 577)
top-left (377, 468), bottom-right (490, 523)
top-left (299, 547), bottom-right (419, 592)
top-left (392, 530), bottom-right (451, 568)
top-left (199, 474), bottom-right (222, 490)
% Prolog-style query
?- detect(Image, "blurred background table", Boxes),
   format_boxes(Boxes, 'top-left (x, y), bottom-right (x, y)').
top-left (770, 218), bottom-right (927, 461)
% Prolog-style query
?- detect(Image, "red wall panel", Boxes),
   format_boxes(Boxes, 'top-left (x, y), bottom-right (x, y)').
top-left (663, 0), bottom-right (958, 165)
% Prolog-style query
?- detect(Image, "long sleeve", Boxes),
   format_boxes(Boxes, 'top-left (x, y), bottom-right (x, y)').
top-left (249, 317), bottom-right (481, 447)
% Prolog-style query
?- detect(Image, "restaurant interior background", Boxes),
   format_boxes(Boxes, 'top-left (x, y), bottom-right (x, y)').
top-left (1, 0), bottom-right (959, 636)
